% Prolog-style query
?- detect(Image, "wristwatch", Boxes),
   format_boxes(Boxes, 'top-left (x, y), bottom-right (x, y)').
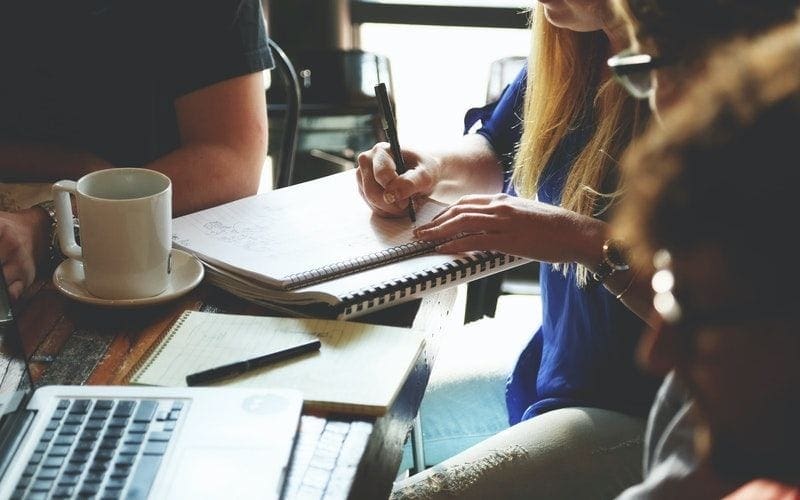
top-left (35, 200), bottom-right (79, 270)
top-left (593, 238), bottom-right (630, 284)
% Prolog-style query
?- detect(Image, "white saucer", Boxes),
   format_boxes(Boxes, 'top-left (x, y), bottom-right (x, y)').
top-left (53, 249), bottom-right (205, 308)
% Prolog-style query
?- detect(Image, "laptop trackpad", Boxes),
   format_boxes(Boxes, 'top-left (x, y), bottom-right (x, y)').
top-left (166, 447), bottom-right (285, 500)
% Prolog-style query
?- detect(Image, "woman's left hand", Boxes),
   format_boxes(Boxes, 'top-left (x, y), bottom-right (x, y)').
top-left (413, 193), bottom-right (601, 264)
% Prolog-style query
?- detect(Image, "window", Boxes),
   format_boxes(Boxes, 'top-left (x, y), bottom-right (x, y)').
top-left (359, 23), bottom-right (528, 150)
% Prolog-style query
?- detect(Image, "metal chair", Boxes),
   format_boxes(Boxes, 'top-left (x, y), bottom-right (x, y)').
top-left (267, 38), bottom-right (301, 189)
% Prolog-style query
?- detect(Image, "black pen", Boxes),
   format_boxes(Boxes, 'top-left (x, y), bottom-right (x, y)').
top-left (185, 339), bottom-right (321, 386)
top-left (375, 82), bottom-right (417, 222)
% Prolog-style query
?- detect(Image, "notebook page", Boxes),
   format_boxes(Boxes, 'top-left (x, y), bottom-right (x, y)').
top-left (130, 311), bottom-right (318, 386)
top-left (172, 170), bottom-right (447, 289)
top-left (131, 311), bottom-right (425, 415)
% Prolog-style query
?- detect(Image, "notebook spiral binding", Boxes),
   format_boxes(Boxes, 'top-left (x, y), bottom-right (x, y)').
top-left (284, 239), bottom-right (448, 290)
top-left (126, 310), bottom-right (193, 384)
top-left (339, 251), bottom-right (519, 317)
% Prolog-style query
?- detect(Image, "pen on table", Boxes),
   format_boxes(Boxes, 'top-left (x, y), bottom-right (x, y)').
top-left (185, 339), bottom-right (322, 387)
top-left (374, 82), bottom-right (417, 222)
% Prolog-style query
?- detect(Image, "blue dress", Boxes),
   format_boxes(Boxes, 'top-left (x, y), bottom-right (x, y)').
top-left (465, 67), bottom-right (660, 425)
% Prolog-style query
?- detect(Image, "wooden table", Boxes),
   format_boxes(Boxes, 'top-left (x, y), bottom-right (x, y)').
top-left (5, 277), bottom-right (461, 499)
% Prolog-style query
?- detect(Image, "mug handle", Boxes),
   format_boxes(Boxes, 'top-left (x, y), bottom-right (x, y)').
top-left (52, 181), bottom-right (81, 261)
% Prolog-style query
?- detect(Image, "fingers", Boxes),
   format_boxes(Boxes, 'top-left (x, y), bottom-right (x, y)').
top-left (357, 143), bottom-right (397, 187)
top-left (415, 212), bottom-right (498, 241)
top-left (385, 168), bottom-right (426, 204)
top-left (434, 232), bottom-right (501, 254)
top-left (3, 247), bottom-right (35, 286)
top-left (6, 278), bottom-right (25, 302)
top-left (416, 201), bottom-right (497, 233)
top-left (0, 220), bottom-right (38, 301)
top-left (1, 258), bottom-right (32, 302)
top-left (357, 146), bottom-right (402, 217)
top-left (370, 145), bottom-right (402, 188)
top-left (428, 194), bottom-right (503, 221)
top-left (356, 143), bottom-right (423, 217)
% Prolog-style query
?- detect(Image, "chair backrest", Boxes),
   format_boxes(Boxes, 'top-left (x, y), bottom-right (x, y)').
top-left (267, 39), bottom-right (301, 189)
top-left (486, 56), bottom-right (526, 103)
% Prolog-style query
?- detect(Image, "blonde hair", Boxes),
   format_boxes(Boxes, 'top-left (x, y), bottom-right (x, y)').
top-left (512, 6), bottom-right (648, 285)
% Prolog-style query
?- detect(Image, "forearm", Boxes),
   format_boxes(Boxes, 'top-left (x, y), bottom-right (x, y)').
top-left (428, 134), bottom-right (505, 202)
top-left (574, 216), bottom-right (656, 326)
top-left (145, 141), bottom-right (263, 216)
top-left (0, 141), bottom-right (112, 182)
top-left (607, 270), bottom-right (656, 327)
top-left (160, 71), bottom-right (267, 216)
top-left (0, 140), bottom-right (262, 216)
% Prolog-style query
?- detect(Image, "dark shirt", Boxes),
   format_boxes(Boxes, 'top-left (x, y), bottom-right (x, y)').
top-left (465, 67), bottom-right (659, 425)
top-left (0, 0), bottom-right (273, 167)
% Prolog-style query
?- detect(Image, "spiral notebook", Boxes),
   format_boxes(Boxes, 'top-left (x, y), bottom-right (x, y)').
top-left (127, 310), bottom-right (425, 416)
top-left (172, 170), bottom-right (530, 319)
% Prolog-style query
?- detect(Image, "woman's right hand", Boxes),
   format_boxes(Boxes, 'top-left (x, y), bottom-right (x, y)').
top-left (355, 142), bottom-right (437, 218)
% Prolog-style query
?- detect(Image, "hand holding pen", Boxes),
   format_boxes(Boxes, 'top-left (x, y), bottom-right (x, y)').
top-left (374, 83), bottom-right (417, 222)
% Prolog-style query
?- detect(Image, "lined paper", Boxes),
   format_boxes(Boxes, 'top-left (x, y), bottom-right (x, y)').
top-left (172, 170), bottom-right (448, 289)
top-left (130, 311), bottom-right (425, 416)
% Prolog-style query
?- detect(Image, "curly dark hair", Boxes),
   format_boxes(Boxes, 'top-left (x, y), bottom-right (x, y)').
top-left (614, 21), bottom-right (800, 293)
top-left (621, 0), bottom-right (800, 61)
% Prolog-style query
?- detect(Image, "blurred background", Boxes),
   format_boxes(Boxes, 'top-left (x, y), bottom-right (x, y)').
top-left (262, 0), bottom-right (529, 187)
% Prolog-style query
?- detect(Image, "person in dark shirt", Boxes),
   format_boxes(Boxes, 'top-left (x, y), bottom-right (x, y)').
top-left (0, 0), bottom-right (273, 300)
top-left (609, 0), bottom-right (800, 498)
top-left (612, 19), bottom-right (800, 498)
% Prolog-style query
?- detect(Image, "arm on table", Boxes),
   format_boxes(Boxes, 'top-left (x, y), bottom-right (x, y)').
top-left (0, 70), bottom-right (268, 297)
top-left (147, 70), bottom-right (268, 216)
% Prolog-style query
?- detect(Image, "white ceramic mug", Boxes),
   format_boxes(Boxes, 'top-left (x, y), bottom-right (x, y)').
top-left (52, 168), bottom-right (173, 300)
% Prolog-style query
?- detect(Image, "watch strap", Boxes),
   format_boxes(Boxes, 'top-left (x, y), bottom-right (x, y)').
top-left (592, 261), bottom-right (616, 284)
top-left (34, 200), bottom-right (61, 271)
top-left (35, 200), bottom-right (79, 270)
top-left (593, 238), bottom-right (630, 284)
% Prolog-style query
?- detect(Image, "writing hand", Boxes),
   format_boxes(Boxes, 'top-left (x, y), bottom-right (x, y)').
top-left (355, 142), bottom-right (435, 218)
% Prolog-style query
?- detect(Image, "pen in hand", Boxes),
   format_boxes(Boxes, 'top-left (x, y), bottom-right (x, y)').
top-left (185, 339), bottom-right (322, 386)
top-left (374, 82), bottom-right (417, 222)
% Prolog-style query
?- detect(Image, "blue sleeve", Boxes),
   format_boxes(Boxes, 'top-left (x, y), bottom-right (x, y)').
top-left (463, 66), bottom-right (527, 173)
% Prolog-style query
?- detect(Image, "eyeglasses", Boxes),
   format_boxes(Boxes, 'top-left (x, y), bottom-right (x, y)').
top-left (652, 249), bottom-right (797, 334)
top-left (607, 49), bottom-right (669, 100)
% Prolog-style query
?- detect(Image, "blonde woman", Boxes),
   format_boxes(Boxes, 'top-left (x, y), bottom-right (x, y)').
top-left (358, 1), bottom-right (659, 498)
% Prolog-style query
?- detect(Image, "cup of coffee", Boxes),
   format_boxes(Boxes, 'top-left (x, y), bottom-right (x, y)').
top-left (52, 168), bottom-right (172, 300)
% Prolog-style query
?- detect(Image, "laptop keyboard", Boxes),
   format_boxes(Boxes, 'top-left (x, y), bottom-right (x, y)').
top-left (284, 416), bottom-right (373, 500)
top-left (12, 397), bottom-right (185, 500)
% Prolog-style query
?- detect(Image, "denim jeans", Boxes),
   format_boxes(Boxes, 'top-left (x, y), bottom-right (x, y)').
top-left (392, 407), bottom-right (646, 500)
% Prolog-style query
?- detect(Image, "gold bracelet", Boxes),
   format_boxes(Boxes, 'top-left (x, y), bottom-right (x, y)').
top-left (615, 269), bottom-right (639, 301)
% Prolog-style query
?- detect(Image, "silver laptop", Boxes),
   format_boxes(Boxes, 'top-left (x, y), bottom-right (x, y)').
top-left (0, 276), bottom-right (303, 500)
